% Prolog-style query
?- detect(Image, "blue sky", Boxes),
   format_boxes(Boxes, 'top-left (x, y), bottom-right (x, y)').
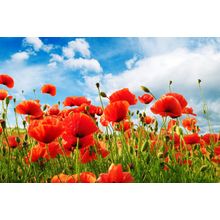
top-left (0, 37), bottom-right (220, 132)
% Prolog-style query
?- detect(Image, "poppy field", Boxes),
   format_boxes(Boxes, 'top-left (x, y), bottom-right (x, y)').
top-left (0, 73), bottom-right (220, 183)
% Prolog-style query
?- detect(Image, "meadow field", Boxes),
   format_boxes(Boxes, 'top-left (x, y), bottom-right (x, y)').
top-left (0, 73), bottom-right (219, 183)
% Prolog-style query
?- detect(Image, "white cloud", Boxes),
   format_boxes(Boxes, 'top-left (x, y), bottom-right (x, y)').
top-left (49, 53), bottom-right (64, 63)
top-left (48, 62), bottom-right (57, 68)
top-left (62, 47), bottom-right (75, 58)
top-left (23, 37), bottom-right (53, 52)
top-left (62, 38), bottom-right (90, 58)
top-left (83, 45), bottom-right (220, 130)
top-left (64, 58), bottom-right (102, 73)
top-left (125, 55), bottom-right (138, 69)
top-left (10, 51), bottom-right (29, 63)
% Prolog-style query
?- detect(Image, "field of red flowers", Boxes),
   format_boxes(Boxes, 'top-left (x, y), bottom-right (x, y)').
top-left (0, 73), bottom-right (219, 183)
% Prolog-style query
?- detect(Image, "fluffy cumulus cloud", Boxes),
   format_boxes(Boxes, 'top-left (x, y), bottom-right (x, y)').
top-left (23, 37), bottom-right (53, 52)
top-left (83, 43), bottom-right (220, 131)
top-left (49, 38), bottom-right (102, 73)
top-left (125, 55), bottom-right (138, 69)
top-left (10, 51), bottom-right (29, 63)
top-left (64, 58), bottom-right (102, 73)
top-left (62, 38), bottom-right (90, 58)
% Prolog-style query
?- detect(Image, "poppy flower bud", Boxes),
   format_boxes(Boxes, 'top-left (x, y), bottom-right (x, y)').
top-left (16, 137), bottom-right (21, 144)
top-left (58, 101), bottom-right (60, 106)
top-left (0, 119), bottom-right (6, 129)
top-left (33, 89), bottom-right (36, 93)
top-left (22, 120), bottom-right (26, 128)
top-left (100, 92), bottom-right (107, 98)
top-left (2, 113), bottom-right (6, 120)
top-left (6, 97), bottom-right (10, 105)
top-left (24, 134), bottom-right (28, 141)
top-left (140, 86), bottom-right (150, 93)
top-left (198, 79), bottom-right (201, 84)
top-left (200, 165), bottom-right (208, 172)
top-left (22, 90), bottom-right (24, 94)
top-left (136, 110), bottom-right (139, 115)
top-left (154, 120), bottom-right (158, 132)
top-left (43, 105), bottom-right (48, 111)
top-left (96, 82), bottom-right (100, 89)
top-left (85, 105), bottom-right (90, 111)
top-left (169, 80), bottom-right (172, 85)
top-left (13, 98), bottom-right (16, 103)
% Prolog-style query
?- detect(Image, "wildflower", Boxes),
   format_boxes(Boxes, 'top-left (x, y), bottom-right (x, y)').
top-left (143, 116), bottom-right (155, 124)
top-left (51, 172), bottom-right (96, 183)
top-left (182, 107), bottom-right (197, 116)
top-left (28, 116), bottom-right (64, 144)
top-left (7, 136), bottom-right (20, 148)
top-left (63, 96), bottom-right (91, 107)
top-left (41, 84), bottom-right (56, 96)
top-left (0, 89), bottom-right (8, 101)
top-left (15, 100), bottom-right (43, 118)
top-left (109, 88), bottom-right (137, 105)
top-left (62, 113), bottom-right (99, 149)
top-left (97, 164), bottom-right (134, 183)
top-left (183, 133), bottom-right (200, 145)
top-left (104, 100), bottom-right (129, 122)
top-left (0, 74), bottom-right (14, 88)
top-left (150, 96), bottom-right (182, 118)
top-left (138, 94), bottom-right (154, 104)
top-left (47, 104), bottom-right (60, 116)
top-left (182, 118), bottom-right (197, 131)
top-left (165, 93), bottom-right (188, 109)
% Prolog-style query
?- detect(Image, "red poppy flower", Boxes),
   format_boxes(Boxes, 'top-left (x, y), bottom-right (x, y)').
top-left (97, 164), bottom-right (134, 183)
top-left (109, 88), bottom-right (137, 105)
top-left (143, 116), bottom-right (155, 124)
top-left (214, 146), bottom-right (220, 156)
top-left (113, 120), bottom-right (133, 131)
top-left (51, 174), bottom-right (78, 183)
top-left (79, 172), bottom-right (96, 183)
top-left (7, 136), bottom-right (20, 148)
top-left (167, 119), bottom-right (177, 132)
top-left (51, 172), bottom-right (96, 183)
top-left (202, 133), bottom-right (220, 145)
top-left (41, 84), bottom-right (56, 96)
top-left (0, 74), bottom-right (14, 88)
top-left (41, 142), bottom-right (65, 159)
top-left (28, 116), bottom-right (64, 144)
top-left (80, 141), bottom-right (109, 164)
top-left (182, 107), bottom-right (197, 116)
top-left (0, 89), bottom-right (8, 101)
top-left (16, 100), bottom-right (43, 117)
top-left (0, 126), bottom-right (2, 135)
top-left (62, 113), bottom-right (99, 149)
top-left (150, 96), bottom-right (182, 118)
top-left (25, 145), bottom-right (46, 164)
top-left (47, 104), bottom-right (60, 116)
top-left (100, 114), bottom-right (109, 126)
top-left (138, 94), bottom-right (154, 104)
top-left (63, 96), bottom-right (91, 107)
top-left (104, 100), bottom-right (129, 122)
top-left (184, 133), bottom-right (200, 145)
top-left (165, 93), bottom-right (188, 109)
top-left (182, 118), bottom-right (197, 131)
top-left (77, 104), bottom-right (103, 117)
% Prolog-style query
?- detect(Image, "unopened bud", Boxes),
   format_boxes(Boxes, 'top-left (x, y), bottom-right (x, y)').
top-left (198, 79), bottom-right (201, 84)
top-left (140, 86), bottom-right (150, 93)
top-left (169, 80), bottom-right (172, 85)
top-left (100, 92), bottom-right (107, 98)
top-left (6, 97), bottom-right (10, 105)
top-left (96, 82), bottom-right (100, 89)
